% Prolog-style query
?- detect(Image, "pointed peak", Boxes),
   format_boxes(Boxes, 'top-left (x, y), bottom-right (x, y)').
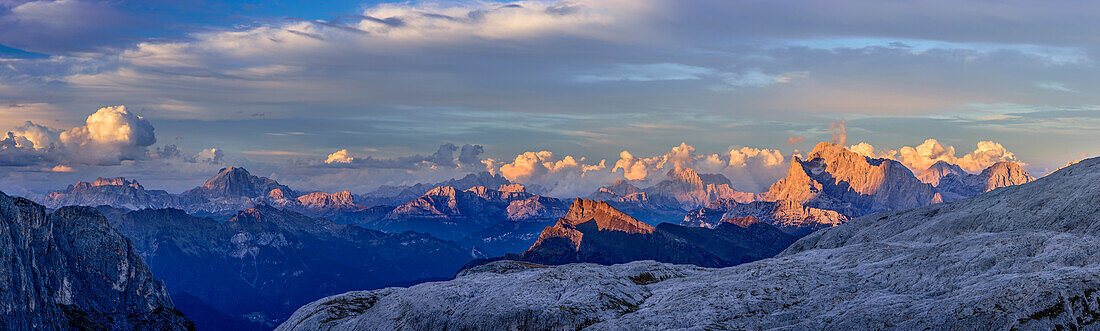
top-left (465, 186), bottom-right (491, 195)
top-left (561, 198), bottom-right (654, 234)
top-left (666, 167), bottom-right (700, 180)
top-left (498, 184), bottom-right (527, 193)
top-left (810, 142), bottom-right (842, 155)
top-left (982, 161), bottom-right (1024, 172)
top-left (425, 186), bottom-right (458, 197)
top-left (926, 160), bottom-right (965, 173)
top-left (217, 166), bottom-right (249, 175)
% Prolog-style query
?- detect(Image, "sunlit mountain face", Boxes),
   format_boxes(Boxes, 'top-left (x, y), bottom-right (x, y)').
top-left (0, 0), bottom-right (1098, 330)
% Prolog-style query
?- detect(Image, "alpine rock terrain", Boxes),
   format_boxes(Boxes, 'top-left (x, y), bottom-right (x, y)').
top-left (469, 198), bottom-right (795, 268)
top-left (680, 198), bottom-right (849, 237)
top-left (40, 167), bottom-right (295, 215)
top-left (0, 191), bottom-right (193, 330)
top-left (588, 168), bottom-right (756, 224)
top-left (765, 142), bottom-right (942, 217)
top-left (278, 156), bottom-right (1100, 330)
top-left (42, 177), bottom-right (190, 210)
top-left (367, 184), bottom-right (569, 255)
top-left (932, 161), bottom-right (1036, 201)
top-left (358, 172), bottom-right (513, 206)
top-left (105, 204), bottom-right (474, 327)
top-left (916, 160), bottom-right (969, 186)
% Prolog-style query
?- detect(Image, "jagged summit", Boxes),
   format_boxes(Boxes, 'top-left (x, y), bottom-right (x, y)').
top-left (559, 198), bottom-right (654, 234)
top-left (508, 198), bottom-right (794, 268)
top-left (591, 168), bottom-right (755, 212)
top-left (766, 142), bottom-right (941, 216)
top-left (934, 160), bottom-right (1035, 201)
top-left (980, 161), bottom-right (1035, 189)
top-left (362, 171), bottom-right (512, 205)
top-left (80, 177), bottom-right (144, 189)
top-left (918, 160), bottom-right (968, 185)
top-left (296, 190), bottom-right (355, 208)
top-left (371, 184), bottom-right (567, 241)
top-left (185, 166), bottom-right (296, 199)
top-left (667, 167), bottom-right (732, 187)
top-left (42, 176), bottom-right (179, 210)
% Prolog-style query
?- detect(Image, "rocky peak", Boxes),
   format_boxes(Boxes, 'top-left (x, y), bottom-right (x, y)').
top-left (425, 186), bottom-right (459, 197)
top-left (559, 198), bottom-right (654, 234)
top-left (705, 198), bottom-right (740, 211)
top-left (69, 177), bottom-right (144, 191)
top-left (721, 216), bottom-right (763, 228)
top-left (187, 166), bottom-right (295, 199)
top-left (918, 161), bottom-right (968, 185)
top-left (980, 161), bottom-right (1035, 191)
top-left (295, 191), bottom-right (356, 209)
top-left (497, 184), bottom-right (527, 193)
top-left (766, 142), bottom-right (940, 217)
top-left (94, 177), bottom-right (142, 188)
top-left (591, 179), bottom-right (642, 200)
top-left (666, 167), bottom-right (705, 187)
top-left (268, 188), bottom-right (291, 200)
top-left (933, 161), bottom-right (1036, 201)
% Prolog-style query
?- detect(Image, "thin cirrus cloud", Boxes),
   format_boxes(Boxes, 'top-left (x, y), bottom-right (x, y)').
top-left (573, 63), bottom-right (713, 83)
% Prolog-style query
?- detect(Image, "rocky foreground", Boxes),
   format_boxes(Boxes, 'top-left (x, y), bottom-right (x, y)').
top-left (0, 192), bottom-right (192, 329)
top-left (278, 156), bottom-right (1100, 330)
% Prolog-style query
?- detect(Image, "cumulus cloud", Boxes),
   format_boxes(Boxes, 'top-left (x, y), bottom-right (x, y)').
top-left (485, 150), bottom-right (608, 197)
top-left (1, 105), bottom-right (157, 167)
top-left (321, 143), bottom-right (484, 169)
top-left (609, 142), bottom-right (787, 192)
top-left (8, 121), bottom-right (60, 150)
top-left (849, 138), bottom-right (1025, 173)
top-left (458, 144), bottom-right (484, 167)
top-left (787, 135), bottom-right (806, 145)
top-left (325, 149), bottom-right (354, 164)
top-left (188, 148), bottom-right (224, 164)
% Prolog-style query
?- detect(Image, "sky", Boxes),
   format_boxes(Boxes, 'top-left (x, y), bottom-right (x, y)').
top-left (1, 0), bottom-right (1098, 197)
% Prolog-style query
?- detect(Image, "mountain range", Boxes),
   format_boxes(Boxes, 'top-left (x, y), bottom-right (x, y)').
top-left (467, 198), bottom-right (795, 268)
top-left (10, 139), bottom-right (1056, 329)
top-left (102, 204), bottom-right (475, 327)
top-left (276, 155), bottom-right (1100, 330)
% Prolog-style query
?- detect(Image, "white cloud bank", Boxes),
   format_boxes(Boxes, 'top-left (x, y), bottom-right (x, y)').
top-left (849, 138), bottom-right (1024, 173)
top-left (0, 105), bottom-right (227, 168)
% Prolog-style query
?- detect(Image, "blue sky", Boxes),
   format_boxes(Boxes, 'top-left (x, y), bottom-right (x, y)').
top-left (0, 0), bottom-right (1098, 196)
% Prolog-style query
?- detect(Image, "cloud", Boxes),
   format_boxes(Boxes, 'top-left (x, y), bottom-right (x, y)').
top-left (458, 144), bottom-right (484, 167)
top-left (188, 148), bottom-right (223, 164)
top-left (574, 63), bottom-right (713, 83)
top-left (787, 135), bottom-right (806, 145)
top-left (486, 150), bottom-right (608, 197)
top-left (45, 164), bottom-right (72, 172)
top-left (321, 143), bottom-right (484, 170)
top-left (610, 142), bottom-right (787, 192)
top-left (850, 138), bottom-right (1024, 173)
top-left (712, 70), bottom-right (808, 90)
top-left (7, 121), bottom-right (59, 150)
top-left (1, 105), bottom-right (157, 167)
top-left (829, 120), bottom-right (847, 146)
top-left (325, 149), bottom-right (354, 164)
top-left (1035, 82), bottom-right (1080, 93)
top-left (0, 0), bottom-right (129, 53)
